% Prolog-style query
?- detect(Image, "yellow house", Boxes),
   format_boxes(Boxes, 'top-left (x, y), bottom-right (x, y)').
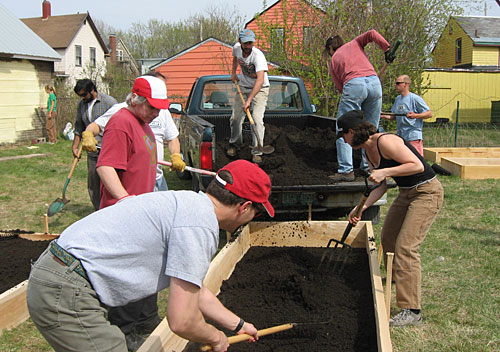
top-left (422, 16), bottom-right (500, 123)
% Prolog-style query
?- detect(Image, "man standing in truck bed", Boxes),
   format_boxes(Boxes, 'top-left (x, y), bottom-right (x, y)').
top-left (227, 28), bottom-right (269, 164)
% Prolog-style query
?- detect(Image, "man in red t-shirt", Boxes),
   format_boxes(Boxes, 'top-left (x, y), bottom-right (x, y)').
top-left (96, 75), bottom-right (170, 350)
top-left (97, 75), bottom-right (170, 208)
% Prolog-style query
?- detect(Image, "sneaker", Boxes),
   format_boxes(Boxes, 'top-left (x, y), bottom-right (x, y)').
top-left (389, 309), bottom-right (423, 327)
top-left (125, 332), bottom-right (145, 351)
top-left (328, 171), bottom-right (355, 182)
top-left (252, 154), bottom-right (262, 163)
top-left (226, 147), bottom-right (236, 157)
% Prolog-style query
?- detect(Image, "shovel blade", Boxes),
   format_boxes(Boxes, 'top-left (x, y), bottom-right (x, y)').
top-left (249, 123), bottom-right (275, 154)
top-left (47, 197), bottom-right (70, 217)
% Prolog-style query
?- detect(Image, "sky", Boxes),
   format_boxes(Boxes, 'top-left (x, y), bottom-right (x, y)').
top-left (2, 0), bottom-right (500, 32)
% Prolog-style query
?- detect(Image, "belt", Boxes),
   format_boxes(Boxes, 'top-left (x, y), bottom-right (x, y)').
top-left (50, 241), bottom-right (89, 280)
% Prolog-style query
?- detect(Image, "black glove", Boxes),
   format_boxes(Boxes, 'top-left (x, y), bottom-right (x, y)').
top-left (384, 49), bottom-right (395, 64)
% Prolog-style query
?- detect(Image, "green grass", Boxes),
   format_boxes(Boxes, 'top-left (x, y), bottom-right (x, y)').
top-left (1, 126), bottom-right (500, 351)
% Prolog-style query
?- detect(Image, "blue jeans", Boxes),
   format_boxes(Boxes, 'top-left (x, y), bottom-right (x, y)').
top-left (154, 175), bottom-right (168, 191)
top-left (336, 75), bottom-right (382, 173)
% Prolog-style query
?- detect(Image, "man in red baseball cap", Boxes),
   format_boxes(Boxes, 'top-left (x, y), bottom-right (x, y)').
top-left (28, 159), bottom-right (273, 352)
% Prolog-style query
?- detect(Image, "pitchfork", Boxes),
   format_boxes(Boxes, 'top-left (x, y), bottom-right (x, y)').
top-left (319, 176), bottom-right (382, 273)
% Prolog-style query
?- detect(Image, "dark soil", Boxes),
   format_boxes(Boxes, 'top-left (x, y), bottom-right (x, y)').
top-left (0, 232), bottom-right (51, 294)
top-left (185, 247), bottom-right (377, 352)
top-left (216, 124), bottom-right (364, 186)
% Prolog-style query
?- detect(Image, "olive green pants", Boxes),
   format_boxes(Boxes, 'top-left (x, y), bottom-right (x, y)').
top-left (381, 177), bottom-right (444, 310)
top-left (27, 247), bottom-right (127, 351)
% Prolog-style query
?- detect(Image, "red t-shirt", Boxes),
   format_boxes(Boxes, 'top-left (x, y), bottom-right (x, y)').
top-left (329, 30), bottom-right (390, 93)
top-left (97, 107), bottom-right (157, 208)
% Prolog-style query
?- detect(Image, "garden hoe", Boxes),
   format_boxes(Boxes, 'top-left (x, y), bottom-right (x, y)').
top-left (200, 323), bottom-right (295, 351)
top-left (319, 177), bottom-right (382, 274)
top-left (235, 81), bottom-right (275, 154)
top-left (47, 144), bottom-right (83, 217)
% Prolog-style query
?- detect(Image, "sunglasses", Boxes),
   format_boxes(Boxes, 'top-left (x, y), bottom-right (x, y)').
top-left (252, 202), bottom-right (265, 219)
top-left (395, 82), bottom-right (405, 85)
top-left (77, 91), bottom-right (89, 97)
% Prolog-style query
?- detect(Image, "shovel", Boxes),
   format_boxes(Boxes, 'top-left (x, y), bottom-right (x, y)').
top-left (157, 160), bottom-right (216, 176)
top-left (47, 144), bottom-right (83, 217)
top-left (235, 81), bottom-right (275, 154)
top-left (200, 323), bottom-right (295, 351)
top-left (320, 177), bottom-right (382, 273)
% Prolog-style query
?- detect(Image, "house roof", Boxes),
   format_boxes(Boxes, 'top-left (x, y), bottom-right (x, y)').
top-left (453, 16), bottom-right (500, 46)
top-left (245, 0), bottom-right (326, 27)
top-left (0, 4), bottom-right (60, 61)
top-left (21, 13), bottom-right (108, 53)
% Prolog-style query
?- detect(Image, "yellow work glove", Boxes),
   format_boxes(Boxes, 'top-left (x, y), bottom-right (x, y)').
top-left (81, 131), bottom-right (98, 152)
top-left (170, 153), bottom-right (186, 172)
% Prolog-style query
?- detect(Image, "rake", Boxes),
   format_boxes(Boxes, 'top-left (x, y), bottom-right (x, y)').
top-left (319, 177), bottom-right (382, 273)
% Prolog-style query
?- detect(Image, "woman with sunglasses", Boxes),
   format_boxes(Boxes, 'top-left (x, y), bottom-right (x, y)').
top-left (337, 110), bottom-right (444, 328)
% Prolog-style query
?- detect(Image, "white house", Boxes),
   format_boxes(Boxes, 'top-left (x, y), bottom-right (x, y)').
top-left (21, 1), bottom-right (108, 87)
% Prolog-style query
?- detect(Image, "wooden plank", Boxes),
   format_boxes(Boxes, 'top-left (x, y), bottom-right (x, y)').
top-left (140, 221), bottom-right (392, 352)
top-left (0, 280), bottom-right (29, 335)
top-left (441, 157), bottom-right (500, 179)
top-left (423, 147), bottom-right (500, 163)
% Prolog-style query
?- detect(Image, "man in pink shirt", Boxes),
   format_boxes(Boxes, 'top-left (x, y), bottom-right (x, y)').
top-left (326, 30), bottom-right (391, 181)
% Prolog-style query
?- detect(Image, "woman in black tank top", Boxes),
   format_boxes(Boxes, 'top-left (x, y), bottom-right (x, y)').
top-left (337, 110), bottom-right (444, 327)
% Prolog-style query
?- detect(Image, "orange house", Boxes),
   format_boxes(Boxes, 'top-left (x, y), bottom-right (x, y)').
top-left (246, 0), bottom-right (326, 59)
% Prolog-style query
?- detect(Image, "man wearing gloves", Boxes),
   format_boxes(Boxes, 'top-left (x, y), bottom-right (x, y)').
top-left (81, 72), bottom-right (185, 192)
top-left (325, 30), bottom-right (391, 181)
top-left (72, 79), bottom-right (117, 210)
top-left (28, 159), bottom-right (274, 352)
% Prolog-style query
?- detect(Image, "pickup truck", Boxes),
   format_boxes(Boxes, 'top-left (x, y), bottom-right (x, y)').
top-left (170, 75), bottom-right (392, 222)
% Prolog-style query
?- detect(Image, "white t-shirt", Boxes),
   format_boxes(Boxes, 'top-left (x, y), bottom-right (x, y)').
top-left (232, 42), bottom-right (269, 89)
top-left (57, 191), bottom-right (219, 307)
top-left (95, 102), bottom-right (179, 180)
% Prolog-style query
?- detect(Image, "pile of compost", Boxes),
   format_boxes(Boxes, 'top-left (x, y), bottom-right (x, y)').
top-left (185, 246), bottom-right (377, 351)
top-left (215, 124), bottom-right (364, 186)
top-left (0, 231), bottom-right (50, 294)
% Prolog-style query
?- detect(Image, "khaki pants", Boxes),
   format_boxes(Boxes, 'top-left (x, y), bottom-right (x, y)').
top-left (27, 247), bottom-right (127, 351)
top-left (381, 177), bottom-right (444, 309)
top-left (46, 111), bottom-right (57, 143)
top-left (229, 86), bottom-right (269, 155)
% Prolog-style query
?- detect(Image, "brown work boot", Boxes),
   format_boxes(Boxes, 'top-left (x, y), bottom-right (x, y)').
top-left (328, 171), bottom-right (355, 182)
top-left (252, 154), bottom-right (262, 164)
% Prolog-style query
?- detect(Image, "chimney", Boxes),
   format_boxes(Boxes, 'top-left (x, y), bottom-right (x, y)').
top-left (109, 34), bottom-right (117, 64)
top-left (42, 0), bottom-right (51, 20)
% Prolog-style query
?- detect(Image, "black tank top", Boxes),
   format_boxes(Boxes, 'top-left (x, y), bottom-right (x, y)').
top-left (370, 134), bottom-right (435, 188)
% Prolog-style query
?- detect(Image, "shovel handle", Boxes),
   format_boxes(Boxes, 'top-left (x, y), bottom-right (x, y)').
top-left (157, 160), bottom-right (216, 176)
top-left (200, 323), bottom-right (294, 351)
top-left (235, 82), bottom-right (256, 125)
top-left (67, 144), bottom-right (83, 179)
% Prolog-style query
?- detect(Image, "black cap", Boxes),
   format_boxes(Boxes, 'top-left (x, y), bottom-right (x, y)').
top-left (336, 110), bottom-right (364, 139)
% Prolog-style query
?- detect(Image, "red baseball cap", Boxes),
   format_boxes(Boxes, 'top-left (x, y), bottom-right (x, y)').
top-left (216, 160), bottom-right (274, 217)
top-left (132, 76), bottom-right (170, 110)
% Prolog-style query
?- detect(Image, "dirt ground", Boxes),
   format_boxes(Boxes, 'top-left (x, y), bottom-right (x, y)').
top-left (0, 232), bottom-right (50, 294)
top-left (216, 124), bottom-right (364, 186)
top-left (185, 246), bottom-right (377, 352)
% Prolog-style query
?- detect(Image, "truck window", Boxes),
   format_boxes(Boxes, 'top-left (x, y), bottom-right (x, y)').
top-left (201, 81), bottom-right (234, 111)
top-left (267, 81), bottom-right (303, 111)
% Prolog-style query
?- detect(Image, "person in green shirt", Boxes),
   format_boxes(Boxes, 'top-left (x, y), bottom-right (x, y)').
top-left (45, 85), bottom-right (57, 143)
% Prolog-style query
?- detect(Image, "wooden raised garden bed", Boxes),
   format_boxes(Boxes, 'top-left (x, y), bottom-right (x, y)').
top-left (138, 221), bottom-right (392, 352)
top-left (424, 147), bottom-right (500, 164)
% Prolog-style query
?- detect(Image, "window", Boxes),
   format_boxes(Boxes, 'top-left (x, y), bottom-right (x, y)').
top-left (116, 50), bottom-right (123, 62)
top-left (270, 28), bottom-right (284, 52)
top-left (90, 47), bottom-right (96, 67)
top-left (455, 38), bottom-right (462, 63)
top-left (267, 81), bottom-right (303, 111)
top-left (303, 26), bottom-right (314, 50)
top-left (75, 45), bottom-right (82, 66)
top-left (201, 80), bottom-right (234, 111)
